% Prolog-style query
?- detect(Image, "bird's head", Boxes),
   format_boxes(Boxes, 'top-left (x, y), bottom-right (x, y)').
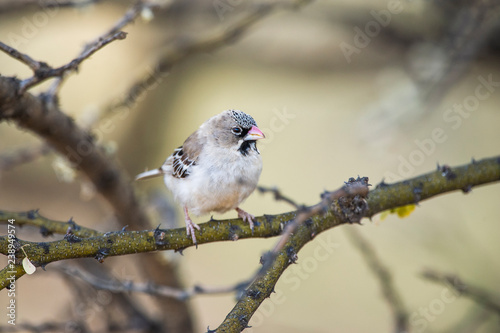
top-left (208, 110), bottom-right (265, 155)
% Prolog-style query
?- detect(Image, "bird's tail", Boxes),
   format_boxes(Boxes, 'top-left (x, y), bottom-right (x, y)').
top-left (135, 168), bottom-right (164, 181)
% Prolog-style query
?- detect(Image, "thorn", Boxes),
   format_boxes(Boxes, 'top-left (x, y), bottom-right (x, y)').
top-left (440, 165), bottom-right (457, 180)
top-left (39, 226), bottom-right (53, 237)
top-left (154, 227), bottom-right (168, 246)
top-left (94, 248), bottom-right (110, 263)
top-left (286, 246), bottom-right (298, 264)
top-left (27, 209), bottom-right (39, 219)
top-left (413, 184), bottom-right (423, 203)
top-left (377, 179), bottom-right (389, 188)
top-left (462, 184), bottom-right (473, 193)
top-left (67, 217), bottom-right (80, 230)
top-left (64, 229), bottom-right (82, 243)
top-left (246, 289), bottom-right (260, 299)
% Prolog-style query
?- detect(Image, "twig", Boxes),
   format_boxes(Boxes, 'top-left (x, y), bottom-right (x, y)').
top-left (0, 0), bottom-right (156, 94)
top-left (0, 144), bottom-right (52, 172)
top-left (422, 269), bottom-right (500, 316)
top-left (0, 42), bottom-right (44, 72)
top-left (1, 32), bottom-right (127, 94)
top-left (346, 227), bottom-right (408, 333)
top-left (257, 186), bottom-right (301, 209)
top-left (0, 210), bottom-right (102, 238)
top-left (58, 265), bottom-right (249, 300)
top-left (1, 156), bottom-right (498, 288)
top-left (46, 0), bottom-right (156, 96)
top-left (27, 31), bottom-right (128, 94)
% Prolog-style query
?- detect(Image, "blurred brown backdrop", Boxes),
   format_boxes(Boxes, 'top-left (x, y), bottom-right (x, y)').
top-left (1, 1), bottom-right (500, 332)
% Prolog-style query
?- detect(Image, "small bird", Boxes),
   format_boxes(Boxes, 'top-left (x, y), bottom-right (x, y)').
top-left (136, 110), bottom-right (265, 245)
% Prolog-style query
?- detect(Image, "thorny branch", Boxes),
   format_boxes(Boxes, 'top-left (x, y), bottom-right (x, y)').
top-left (215, 156), bottom-right (500, 332)
top-left (0, 210), bottom-right (101, 238)
top-left (1, 156), bottom-right (499, 332)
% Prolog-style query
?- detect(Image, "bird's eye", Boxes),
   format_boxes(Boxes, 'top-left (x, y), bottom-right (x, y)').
top-left (231, 127), bottom-right (242, 135)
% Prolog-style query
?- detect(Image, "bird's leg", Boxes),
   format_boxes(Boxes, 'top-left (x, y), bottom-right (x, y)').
top-left (235, 207), bottom-right (255, 232)
top-left (184, 206), bottom-right (200, 245)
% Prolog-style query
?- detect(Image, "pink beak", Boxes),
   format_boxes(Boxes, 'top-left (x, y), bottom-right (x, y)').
top-left (244, 125), bottom-right (265, 141)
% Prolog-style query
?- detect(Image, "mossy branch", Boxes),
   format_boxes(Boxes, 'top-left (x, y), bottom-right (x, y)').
top-left (0, 210), bottom-right (101, 238)
top-left (1, 156), bottom-right (499, 296)
top-left (214, 156), bottom-right (500, 332)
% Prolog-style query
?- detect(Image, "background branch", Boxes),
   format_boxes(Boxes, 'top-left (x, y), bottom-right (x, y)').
top-left (346, 227), bottom-right (409, 333)
top-left (422, 269), bottom-right (500, 316)
top-left (58, 265), bottom-right (248, 300)
top-left (1, 156), bottom-right (498, 331)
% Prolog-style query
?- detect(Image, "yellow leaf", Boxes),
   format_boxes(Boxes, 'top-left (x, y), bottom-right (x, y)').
top-left (379, 204), bottom-right (416, 220)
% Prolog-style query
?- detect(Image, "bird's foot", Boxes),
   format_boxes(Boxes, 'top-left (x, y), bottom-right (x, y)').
top-left (184, 207), bottom-right (200, 246)
top-left (235, 207), bottom-right (255, 232)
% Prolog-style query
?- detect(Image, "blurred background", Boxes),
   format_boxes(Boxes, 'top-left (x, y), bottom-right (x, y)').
top-left (1, 0), bottom-right (500, 332)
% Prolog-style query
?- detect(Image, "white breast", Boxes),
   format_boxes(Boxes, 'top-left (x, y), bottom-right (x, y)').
top-left (163, 146), bottom-right (262, 216)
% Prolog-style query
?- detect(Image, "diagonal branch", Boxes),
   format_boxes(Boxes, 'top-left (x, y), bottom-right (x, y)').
top-left (346, 227), bottom-right (409, 333)
top-left (0, 41), bottom-right (42, 72)
top-left (1, 156), bottom-right (498, 292)
top-left (214, 156), bottom-right (500, 332)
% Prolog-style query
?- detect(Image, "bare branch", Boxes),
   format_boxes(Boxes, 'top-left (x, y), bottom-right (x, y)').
top-left (43, 31), bottom-right (128, 96)
top-left (422, 269), bottom-right (500, 316)
top-left (346, 227), bottom-right (409, 333)
top-left (0, 144), bottom-right (51, 172)
top-left (257, 185), bottom-right (302, 209)
top-left (0, 41), bottom-right (43, 72)
top-left (58, 265), bottom-right (249, 300)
